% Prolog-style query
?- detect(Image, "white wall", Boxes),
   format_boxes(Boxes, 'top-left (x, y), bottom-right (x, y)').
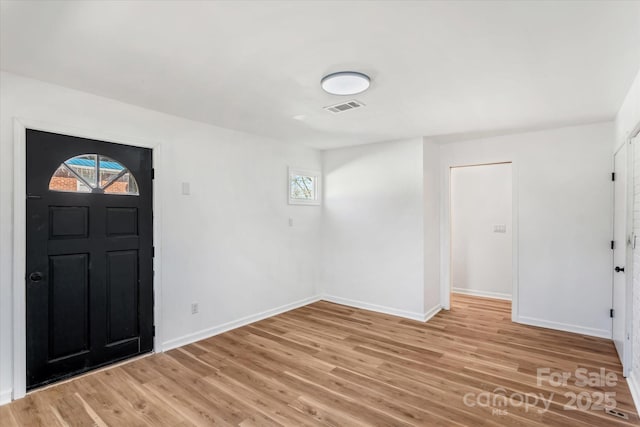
top-left (439, 122), bottom-right (614, 337)
top-left (321, 138), bottom-right (430, 320)
top-left (423, 140), bottom-right (441, 315)
top-left (0, 70), bottom-right (625, 406)
top-left (0, 71), bottom-right (322, 402)
top-left (616, 68), bottom-right (640, 409)
top-left (451, 163), bottom-right (512, 299)
top-left (616, 69), bottom-right (640, 150)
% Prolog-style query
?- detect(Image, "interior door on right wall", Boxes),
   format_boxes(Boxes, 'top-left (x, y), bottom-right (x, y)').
top-left (612, 144), bottom-right (627, 372)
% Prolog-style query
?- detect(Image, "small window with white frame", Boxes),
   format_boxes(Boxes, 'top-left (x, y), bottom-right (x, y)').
top-left (288, 168), bottom-right (321, 205)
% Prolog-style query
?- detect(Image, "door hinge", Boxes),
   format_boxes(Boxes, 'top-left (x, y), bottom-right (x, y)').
top-left (151, 168), bottom-right (155, 180)
top-left (612, 172), bottom-right (616, 181)
top-left (610, 309), bottom-right (614, 318)
top-left (152, 246), bottom-right (155, 257)
top-left (611, 240), bottom-right (615, 250)
top-left (152, 325), bottom-right (156, 337)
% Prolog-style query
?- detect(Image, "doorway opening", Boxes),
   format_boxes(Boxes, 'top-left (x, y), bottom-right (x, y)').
top-left (449, 162), bottom-right (513, 311)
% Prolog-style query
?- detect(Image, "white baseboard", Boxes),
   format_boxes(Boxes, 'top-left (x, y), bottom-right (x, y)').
top-left (322, 294), bottom-right (429, 322)
top-left (423, 304), bottom-right (442, 322)
top-left (452, 288), bottom-right (511, 301)
top-left (517, 315), bottom-right (611, 339)
top-left (162, 295), bottom-right (322, 351)
top-left (628, 370), bottom-right (640, 414)
top-left (0, 388), bottom-right (12, 406)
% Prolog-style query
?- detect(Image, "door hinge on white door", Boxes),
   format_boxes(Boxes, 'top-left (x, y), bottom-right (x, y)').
top-left (610, 309), bottom-right (614, 318)
top-left (612, 172), bottom-right (616, 181)
top-left (611, 240), bottom-right (615, 250)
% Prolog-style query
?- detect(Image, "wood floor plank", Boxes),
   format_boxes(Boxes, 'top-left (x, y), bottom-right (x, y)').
top-left (2, 294), bottom-right (638, 426)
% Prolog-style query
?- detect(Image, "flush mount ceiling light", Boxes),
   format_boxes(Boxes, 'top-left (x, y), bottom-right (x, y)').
top-left (321, 71), bottom-right (370, 95)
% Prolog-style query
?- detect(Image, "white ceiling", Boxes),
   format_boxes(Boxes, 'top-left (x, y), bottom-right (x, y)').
top-left (1, 1), bottom-right (639, 149)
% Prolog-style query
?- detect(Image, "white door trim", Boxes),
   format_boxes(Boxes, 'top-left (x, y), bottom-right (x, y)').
top-left (625, 131), bottom-right (640, 377)
top-left (441, 160), bottom-right (519, 322)
top-left (612, 142), bottom-right (629, 375)
top-left (625, 136), bottom-right (633, 377)
top-left (12, 117), bottom-right (164, 400)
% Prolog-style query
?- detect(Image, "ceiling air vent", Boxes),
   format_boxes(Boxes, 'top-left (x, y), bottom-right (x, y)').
top-left (323, 99), bottom-right (366, 114)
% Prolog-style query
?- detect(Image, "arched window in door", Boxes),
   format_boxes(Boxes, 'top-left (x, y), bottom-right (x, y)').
top-left (48, 154), bottom-right (139, 195)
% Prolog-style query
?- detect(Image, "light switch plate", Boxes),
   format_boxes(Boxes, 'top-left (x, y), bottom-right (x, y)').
top-left (182, 182), bottom-right (190, 195)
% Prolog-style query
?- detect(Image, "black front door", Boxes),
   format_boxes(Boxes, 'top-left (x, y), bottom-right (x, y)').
top-left (26, 129), bottom-right (154, 389)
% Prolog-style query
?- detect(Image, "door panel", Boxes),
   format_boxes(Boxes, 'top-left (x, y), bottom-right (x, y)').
top-left (50, 206), bottom-right (89, 238)
top-left (613, 145), bottom-right (626, 366)
top-left (48, 254), bottom-right (90, 360)
top-left (106, 207), bottom-right (138, 236)
top-left (106, 250), bottom-right (139, 344)
top-left (26, 129), bottom-right (153, 389)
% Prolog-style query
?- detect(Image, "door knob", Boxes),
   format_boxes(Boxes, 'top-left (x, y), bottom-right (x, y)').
top-left (29, 272), bottom-right (43, 282)
top-left (615, 266), bottom-right (625, 273)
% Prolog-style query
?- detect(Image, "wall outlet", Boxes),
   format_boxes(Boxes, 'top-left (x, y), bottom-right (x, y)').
top-left (288, 217), bottom-right (294, 227)
top-left (191, 303), bottom-right (199, 314)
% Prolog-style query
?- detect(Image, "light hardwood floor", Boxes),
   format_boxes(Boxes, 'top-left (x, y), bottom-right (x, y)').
top-left (1, 294), bottom-right (638, 426)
